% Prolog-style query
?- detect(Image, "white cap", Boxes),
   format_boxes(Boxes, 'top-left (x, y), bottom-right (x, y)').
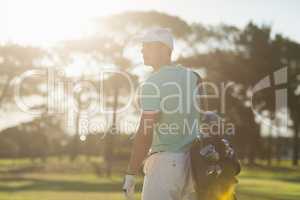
top-left (135, 27), bottom-right (174, 51)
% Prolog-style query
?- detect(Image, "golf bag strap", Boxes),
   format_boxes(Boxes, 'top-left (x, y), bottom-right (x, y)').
top-left (192, 71), bottom-right (208, 139)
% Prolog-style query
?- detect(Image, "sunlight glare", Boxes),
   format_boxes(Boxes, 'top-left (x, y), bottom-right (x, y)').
top-left (2, 0), bottom-right (112, 46)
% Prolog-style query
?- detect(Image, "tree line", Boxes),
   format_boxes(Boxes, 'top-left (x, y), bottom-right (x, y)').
top-left (0, 12), bottom-right (299, 175)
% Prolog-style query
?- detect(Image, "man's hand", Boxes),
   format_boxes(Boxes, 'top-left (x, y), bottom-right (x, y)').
top-left (122, 175), bottom-right (136, 200)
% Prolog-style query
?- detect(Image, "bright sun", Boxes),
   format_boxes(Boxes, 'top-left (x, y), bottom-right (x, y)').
top-left (1, 0), bottom-right (120, 46)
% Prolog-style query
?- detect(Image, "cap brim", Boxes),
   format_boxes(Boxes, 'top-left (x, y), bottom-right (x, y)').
top-left (131, 34), bottom-right (155, 45)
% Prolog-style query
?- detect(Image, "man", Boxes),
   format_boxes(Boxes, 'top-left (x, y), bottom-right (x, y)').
top-left (123, 28), bottom-right (202, 200)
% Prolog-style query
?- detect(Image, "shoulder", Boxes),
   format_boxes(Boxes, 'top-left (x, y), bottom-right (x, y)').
top-left (176, 65), bottom-right (202, 83)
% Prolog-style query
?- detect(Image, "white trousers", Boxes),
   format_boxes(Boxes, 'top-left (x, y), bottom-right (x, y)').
top-left (142, 151), bottom-right (197, 200)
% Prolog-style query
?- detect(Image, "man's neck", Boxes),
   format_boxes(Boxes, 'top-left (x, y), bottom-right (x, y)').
top-left (153, 60), bottom-right (171, 71)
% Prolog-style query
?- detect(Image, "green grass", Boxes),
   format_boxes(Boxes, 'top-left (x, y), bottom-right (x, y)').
top-left (0, 158), bottom-right (299, 200)
top-left (237, 165), bottom-right (300, 200)
top-left (0, 173), bottom-right (140, 200)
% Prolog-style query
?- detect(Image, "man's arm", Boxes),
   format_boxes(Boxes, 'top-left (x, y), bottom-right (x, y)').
top-left (126, 111), bottom-right (160, 175)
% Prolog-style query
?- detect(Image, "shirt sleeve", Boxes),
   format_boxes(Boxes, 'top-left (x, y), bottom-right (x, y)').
top-left (140, 80), bottom-right (161, 112)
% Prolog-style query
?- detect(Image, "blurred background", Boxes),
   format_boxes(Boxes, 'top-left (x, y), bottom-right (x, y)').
top-left (0, 0), bottom-right (299, 199)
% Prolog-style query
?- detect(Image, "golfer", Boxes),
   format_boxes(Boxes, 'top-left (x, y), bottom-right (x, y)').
top-left (123, 27), bottom-right (202, 200)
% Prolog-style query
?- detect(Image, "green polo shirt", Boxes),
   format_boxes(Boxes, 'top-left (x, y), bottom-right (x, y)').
top-left (140, 64), bottom-right (201, 153)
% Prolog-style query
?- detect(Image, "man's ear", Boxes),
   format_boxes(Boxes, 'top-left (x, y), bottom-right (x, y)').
top-left (166, 47), bottom-right (172, 58)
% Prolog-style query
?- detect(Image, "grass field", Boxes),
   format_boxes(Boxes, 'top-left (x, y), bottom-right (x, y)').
top-left (0, 158), bottom-right (299, 200)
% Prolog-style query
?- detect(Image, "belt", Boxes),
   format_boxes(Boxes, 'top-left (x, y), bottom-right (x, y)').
top-left (149, 151), bottom-right (164, 156)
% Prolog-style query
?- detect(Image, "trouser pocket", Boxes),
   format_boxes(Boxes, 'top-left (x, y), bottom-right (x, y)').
top-left (143, 154), bottom-right (156, 175)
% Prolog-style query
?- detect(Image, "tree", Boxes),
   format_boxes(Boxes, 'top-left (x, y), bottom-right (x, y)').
top-left (0, 44), bottom-right (45, 105)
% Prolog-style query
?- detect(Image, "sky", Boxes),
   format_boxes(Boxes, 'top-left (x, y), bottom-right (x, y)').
top-left (0, 0), bottom-right (299, 46)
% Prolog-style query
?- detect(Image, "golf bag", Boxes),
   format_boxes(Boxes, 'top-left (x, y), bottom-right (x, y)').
top-left (190, 136), bottom-right (241, 200)
top-left (190, 71), bottom-right (240, 199)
